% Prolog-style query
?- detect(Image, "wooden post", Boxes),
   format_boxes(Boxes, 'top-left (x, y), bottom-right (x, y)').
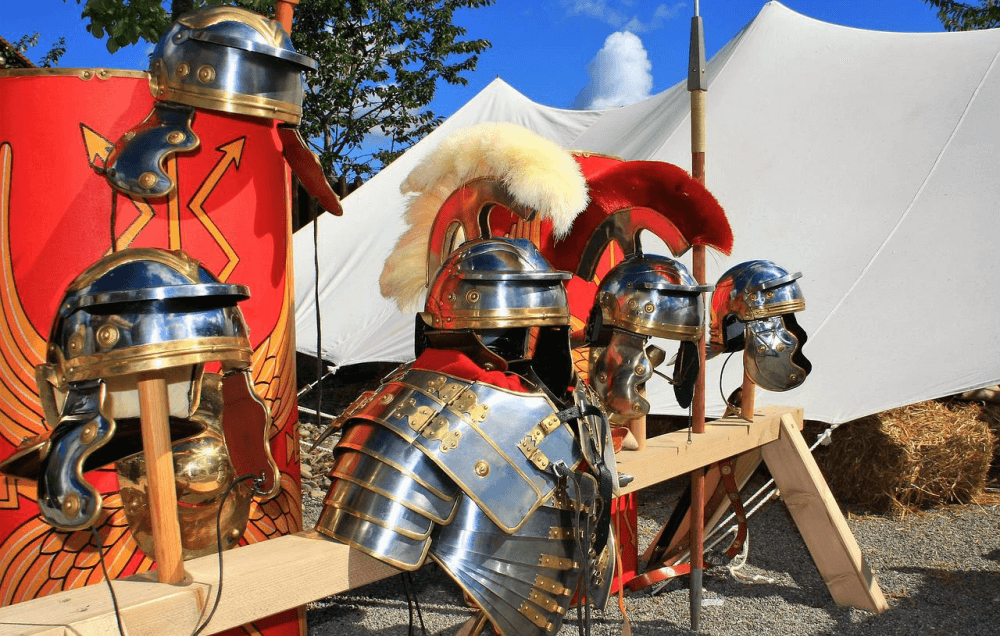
top-left (761, 414), bottom-right (888, 613)
top-left (740, 372), bottom-right (756, 421)
top-left (274, 0), bottom-right (300, 34)
top-left (629, 387), bottom-right (647, 451)
top-left (137, 372), bottom-right (185, 585)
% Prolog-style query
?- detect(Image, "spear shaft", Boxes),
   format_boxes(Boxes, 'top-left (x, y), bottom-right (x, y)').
top-left (688, 2), bottom-right (708, 631)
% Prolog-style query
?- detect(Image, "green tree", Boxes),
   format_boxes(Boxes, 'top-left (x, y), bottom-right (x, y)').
top-left (924, 1), bottom-right (1000, 31)
top-left (284, 0), bottom-right (493, 178)
top-left (66, 0), bottom-right (219, 52)
top-left (1, 33), bottom-right (67, 68)
top-left (67, 0), bottom-right (493, 179)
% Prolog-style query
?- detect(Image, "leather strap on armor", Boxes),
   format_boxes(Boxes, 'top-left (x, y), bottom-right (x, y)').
top-left (629, 456), bottom-right (748, 592)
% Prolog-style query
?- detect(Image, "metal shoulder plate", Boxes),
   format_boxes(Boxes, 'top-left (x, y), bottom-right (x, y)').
top-left (341, 368), bottom-right (579, 533)
top-left (431, 494), bottom-right (584, 636)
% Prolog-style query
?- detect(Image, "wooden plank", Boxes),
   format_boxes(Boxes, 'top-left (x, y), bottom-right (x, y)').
top-left (761, 414), bottom-right (888, 614)
top-left (617, 405), bottom-right (800, 495)
top-left (0, 531), bottom-right (399, 636)
top-left (0, 406), bottom-right (804, 635)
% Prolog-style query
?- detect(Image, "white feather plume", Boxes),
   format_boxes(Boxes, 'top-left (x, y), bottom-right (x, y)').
top-left (380, 123), bottom-right (589, 312)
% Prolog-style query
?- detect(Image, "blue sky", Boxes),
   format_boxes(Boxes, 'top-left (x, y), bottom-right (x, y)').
top-left (3, 0), bottom-right (946, 117)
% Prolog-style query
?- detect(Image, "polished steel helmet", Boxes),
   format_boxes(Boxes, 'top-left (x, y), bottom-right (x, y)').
top-left (709, 260), bottom-right (811, 392)
top-left (44, 247), bottom-right (252, 388)
top-left (590, 254), bottom-right (711, 342)
top-left (149, 6), bottom-right (317, 124)
top-left (587, 255), bottom-right (711, 417)
top-left (421, 238), bottom-right (572, 332)
top-left (0, 248), bottom-right (256, 530)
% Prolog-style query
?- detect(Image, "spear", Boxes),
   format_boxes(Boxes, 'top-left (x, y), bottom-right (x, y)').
top-left (688, 0), bottom-right (708, 630)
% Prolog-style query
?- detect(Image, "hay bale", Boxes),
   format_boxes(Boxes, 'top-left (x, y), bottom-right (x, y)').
top-left (982, 403), bottom-right (1000, 468)
top-left (813, 400), bottom-right (995, 515)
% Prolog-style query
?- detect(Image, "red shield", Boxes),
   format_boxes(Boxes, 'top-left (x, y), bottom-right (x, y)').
top-left (0, 69), bottom-right (301, 635)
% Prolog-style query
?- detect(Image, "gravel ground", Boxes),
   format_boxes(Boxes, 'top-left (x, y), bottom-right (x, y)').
top-left (296, 361), bottom-right (1000, 636)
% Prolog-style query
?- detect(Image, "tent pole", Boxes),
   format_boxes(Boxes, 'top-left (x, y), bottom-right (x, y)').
top-left (688, 3), bottom-right (708, 631)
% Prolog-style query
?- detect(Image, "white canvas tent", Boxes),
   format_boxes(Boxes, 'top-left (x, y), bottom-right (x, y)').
top-left (293, 1), bottom-right (1000, 424)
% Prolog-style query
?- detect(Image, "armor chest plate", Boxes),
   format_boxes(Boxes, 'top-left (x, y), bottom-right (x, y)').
top-left (341, 368), bottom-right (579, 533)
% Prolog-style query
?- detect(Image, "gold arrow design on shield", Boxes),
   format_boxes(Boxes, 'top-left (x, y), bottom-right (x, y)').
top-left (188, 138), bottom-right (244, 281)
top-left (79, 124), bottom-right (156, 252)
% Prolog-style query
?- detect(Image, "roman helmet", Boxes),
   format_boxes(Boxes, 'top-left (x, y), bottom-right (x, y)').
top-left (0, 248), bottom-right (276, 532)
top-left (709, 260), bottom-right (812, 392)
top-left (417, 237), bottom-right (574, 396)
top-left (105, 6), bottom-right (337, 203)
top-left (149, 6), bottom-right (316, 124)
top-left (587, 254), bottom-right (712, 416)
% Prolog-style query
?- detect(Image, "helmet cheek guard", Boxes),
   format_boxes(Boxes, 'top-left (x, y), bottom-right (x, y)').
top-left (744, 314), bottom-right (812, 392)
top-left (589, 330), bottom-right (656, 420)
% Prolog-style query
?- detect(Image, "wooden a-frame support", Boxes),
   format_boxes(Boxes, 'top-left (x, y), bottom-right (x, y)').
top-left (0, 406), bottom-right (886, 636)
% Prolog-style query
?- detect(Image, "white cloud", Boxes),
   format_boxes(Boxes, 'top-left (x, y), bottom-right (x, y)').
top-left (563, 1), bottom-right (687, 33)
top-left (573, 31), bottom-right (653, 110)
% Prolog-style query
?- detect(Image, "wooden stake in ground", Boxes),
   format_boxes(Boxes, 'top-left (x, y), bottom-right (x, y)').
top-left (688, 1), bottom-right (708, 628)
top-left (740, 372), bottom-right (756, 421)
top-left (137, 371), bottom-right (185, 584)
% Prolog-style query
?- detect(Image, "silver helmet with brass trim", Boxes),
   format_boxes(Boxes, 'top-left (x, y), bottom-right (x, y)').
top-left (709, 260), bottom-right (811, 392)
top-left (0, 248), bottom-right (255, 531)
top-left (418, 237), bottom-right (574, 396)
top-left (421, 238), bottom-right (572, 332)
top-left (44, 247), bottom-right (252, 390)
top-left (587, 254), bottom-right (711, 417)
top-left (149, 6), bottom-right (317, 124)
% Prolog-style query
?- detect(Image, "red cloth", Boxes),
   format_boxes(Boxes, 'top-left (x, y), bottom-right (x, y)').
top-left (412, 349), bottom-right (532, 393)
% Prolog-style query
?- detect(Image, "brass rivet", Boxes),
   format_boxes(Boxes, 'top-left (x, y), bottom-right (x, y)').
top-left (379, 393), bottom-right (394, 405)
top-left (474, 460), bottom-right (490, 477)
top-left (627, 299), bottom-right (639, 309)
top-left (166, 131), bottom-right (185, 145)
top-left (757, 344), bottom-right (767, 354)
top-left (597, 373), bottom-right (607, 383)
top-left (176, 62), bottom-right (190, 78)
top-left (466, 290), bottom-right (480, 303)
top-left (446, 292), bottom-right (457, 303)
top-left (644, 302), bottom-right (655, 313)
top-left (775, 343), bottom-right (785, 352)
top-left (229, 528), bottom-right (242, 540)
top-left (634, 365), bottom-right (647, 376)
top-left (789, 374), bottom-right (798, 382)
top-left (96, 324), bottom-right (120, 349)
top-left (138, 172), bottom-right (158, 189)
top-left (67, 333), bottom-right (85, 356)
top-left (62, 493), bottom-right (81, 518)
top-left (197, 65), bottom-right (216, 83)
top-left (721, 465), bottom-right (732, 475)
top-left (632, 402), bottom-right (643, 412)
top-left (80, 422), bottom-right (98, 445)
top-left (123, 131), bottom-right (136, 142)
top-left (766, 291), bottom-right (775, 299)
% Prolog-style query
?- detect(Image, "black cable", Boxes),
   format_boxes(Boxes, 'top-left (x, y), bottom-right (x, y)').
top-left (109, 190), bottom-right (118, 253)
top-left (312, 198), bottom-right (324, 429)
top-left (90, 526), bottom-right (127, 636)
top-left (400, 571), bottom-right (427, 636)
top-left (191, 473), bottom-right (262, 636)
